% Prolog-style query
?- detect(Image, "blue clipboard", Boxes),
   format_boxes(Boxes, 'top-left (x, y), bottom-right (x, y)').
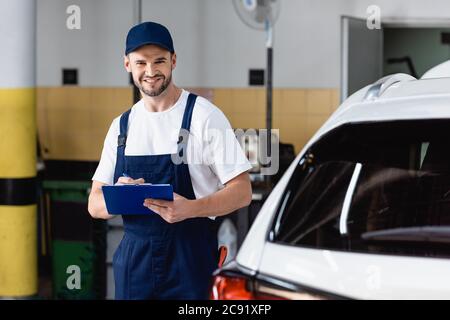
top-left (102, 184), bottom-right (173, 215)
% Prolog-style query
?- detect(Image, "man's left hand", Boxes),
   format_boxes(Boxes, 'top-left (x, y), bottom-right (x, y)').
top-left (143, 193), bottom-right (194, 223)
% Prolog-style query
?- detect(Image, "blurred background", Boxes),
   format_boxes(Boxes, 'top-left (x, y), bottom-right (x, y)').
top-left (2, 0), bottom-right (450, 299)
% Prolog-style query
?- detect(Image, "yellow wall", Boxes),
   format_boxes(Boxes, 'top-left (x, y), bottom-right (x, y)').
top-left (213, 88), bottom-right (340, 154)
top-left (37, 87), bottom-right (133, 161)
top-left (37, 87), bottom-right (339, 161)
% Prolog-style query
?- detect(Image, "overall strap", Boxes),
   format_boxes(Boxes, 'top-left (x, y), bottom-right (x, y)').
top-left (177, 93), bottom-right (197, 158)
top-left (113, 108), bottom-right (132, 183)
top-left (181, 93), bottom-right (197, 131)
top-left (174, 93), bottom-right (198, 199)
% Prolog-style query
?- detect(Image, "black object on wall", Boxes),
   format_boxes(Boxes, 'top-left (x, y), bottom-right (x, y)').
top-left (441, 32), bottom-right (450, 45)
top-left (62, 69), bottom-right (78, 85)
top-left (249, 69), bottom-right (265, 86)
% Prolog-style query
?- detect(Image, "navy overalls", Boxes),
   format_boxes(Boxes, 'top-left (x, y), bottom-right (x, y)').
top-left (112, 94), bottom-right (218, 299)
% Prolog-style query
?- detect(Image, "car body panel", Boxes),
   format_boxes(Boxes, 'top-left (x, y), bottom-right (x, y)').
top-left (238, 77), bottom-right (450, 270)
top-left (236, 155), bottom-right (298, 270)
top-left (259, 243), bottom-right (450, 300)
top-left (232, 74), bottom-right (450, 299)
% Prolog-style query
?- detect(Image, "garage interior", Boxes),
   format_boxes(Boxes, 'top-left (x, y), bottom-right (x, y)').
top-left (1, 0), bottom-right (450, 300)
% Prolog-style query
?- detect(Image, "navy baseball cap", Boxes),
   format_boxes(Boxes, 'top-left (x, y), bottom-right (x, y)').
top-left (125, 21), bottom-right (174, 55)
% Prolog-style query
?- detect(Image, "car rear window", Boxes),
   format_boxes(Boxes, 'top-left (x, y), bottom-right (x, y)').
top-left (272, 120), bottom-right (450, 258)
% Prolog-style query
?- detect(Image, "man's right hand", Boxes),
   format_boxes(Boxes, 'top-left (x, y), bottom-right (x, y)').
top-left (88, 180), bottom-right (114, 220)
top-left (88, 177), bottom-right (146, 220)
top-left (115, 177), bottom-right (146, 185)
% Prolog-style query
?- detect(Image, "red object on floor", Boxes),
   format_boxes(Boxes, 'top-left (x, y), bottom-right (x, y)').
top-left (218, 245), bottom-right (227, 267)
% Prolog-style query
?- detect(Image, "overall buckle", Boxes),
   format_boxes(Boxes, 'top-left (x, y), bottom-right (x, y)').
top-left (118, 135), bottom-right (127, 147)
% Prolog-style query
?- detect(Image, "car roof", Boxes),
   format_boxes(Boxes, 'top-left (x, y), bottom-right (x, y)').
top-left (306, 75), bottom-right (450, 153)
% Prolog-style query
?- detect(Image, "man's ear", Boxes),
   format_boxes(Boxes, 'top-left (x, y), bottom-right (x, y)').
top-left (124, 55), bottom-right (131, 72)
top-left (171, 53), bottom-right (177, 70)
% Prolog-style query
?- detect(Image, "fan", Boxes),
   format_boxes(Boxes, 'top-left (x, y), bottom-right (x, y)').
top-left (233, 0), bottom-right (281, 30)
top-left (233, 0), bottom-right (281, 181)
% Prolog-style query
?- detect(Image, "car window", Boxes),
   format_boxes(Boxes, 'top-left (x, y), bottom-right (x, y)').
top-left (273, 160), bottom-right (354, 250)
top-left (272, 120), bottom-right (450, 259)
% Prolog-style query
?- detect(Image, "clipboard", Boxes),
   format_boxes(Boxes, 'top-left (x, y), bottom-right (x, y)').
top-left (102, 184), bottom-right (173, 215)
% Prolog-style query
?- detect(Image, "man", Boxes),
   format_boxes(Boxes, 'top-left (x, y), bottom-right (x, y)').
top-left (88, 21), bottom-right (252, 300)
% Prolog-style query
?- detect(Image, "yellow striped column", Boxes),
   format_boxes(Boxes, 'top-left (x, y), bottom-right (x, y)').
top-left (0, 0), bottom-right (37, 297)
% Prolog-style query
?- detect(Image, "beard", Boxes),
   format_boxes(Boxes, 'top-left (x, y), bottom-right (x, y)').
top-left (134, 72), bottom-right (172, 97)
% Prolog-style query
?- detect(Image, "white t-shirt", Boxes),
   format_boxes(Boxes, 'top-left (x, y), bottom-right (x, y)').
top-left (92, 89), bottom-right (252, 201)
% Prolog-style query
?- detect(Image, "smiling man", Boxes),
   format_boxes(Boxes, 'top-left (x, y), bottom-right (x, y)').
top-left (131, 49), bottom-right (172, 98)
top-left (87, 21), bottom-right (252, 300)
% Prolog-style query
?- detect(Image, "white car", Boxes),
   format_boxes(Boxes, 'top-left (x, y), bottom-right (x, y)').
top-left (210, 68), bottom-right (450, 300)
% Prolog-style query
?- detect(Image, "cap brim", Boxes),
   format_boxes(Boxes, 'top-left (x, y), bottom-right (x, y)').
top-left (125, 41), bottom-right (174, 55)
